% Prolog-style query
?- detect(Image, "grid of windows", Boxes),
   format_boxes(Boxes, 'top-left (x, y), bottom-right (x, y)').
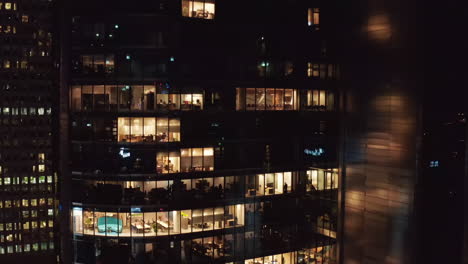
top-left (156, 147), bottom-right (214, 174)
top-left (72, 204), bottom-right (244, 237)
top-left (307, 63), bottom-right (336, 79)
top-left (69, 2), bottom-right (338, 263)
top-left (301, 90), bottom-right (335, 111)
top-left (236, 88), bottom-right (299, 111)
top-left (72, 169), bottom-right (338, 205)
top-left (80, 54), bottom-right (115, 74)
top-left (236, 88), bottom-right (336, 111)
top-left (0, 0), bottom-right (56, 255)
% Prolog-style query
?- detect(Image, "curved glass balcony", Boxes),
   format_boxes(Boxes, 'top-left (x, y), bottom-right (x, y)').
top-left (72, 204), bottom-right (245, 238)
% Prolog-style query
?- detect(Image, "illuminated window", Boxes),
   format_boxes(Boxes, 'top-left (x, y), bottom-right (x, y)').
top-left (117, 117), bottom-right (180, 143)
top-left (3, 60), bottom-right (10, 69)
top-left (72, 84), bottom-right (205, 112)
top-left (81, 54), bottom-right (114, 74)
top-left (306, 168), bottom-right (338, 191)
top-left (156, 151), bottom-right (181, 174)
top-left (157, 85), bottom-right (204, 111)
top-left (307, 8), bottom-right (320, 29)
top-left (257, 61), bottom-right (271, 77)
top-left (307, 63), bottom-right (319, 77)
top-left (38, 164), bottom-right (45, 172)
top-left (21, 15), bottom-right (28, 23)
top-left (284, 61), bottom-right (294, 76)
top-left (73, 204), bottom-right (244, 237)
top-left (308, 62), bottom-right (336, 79)
top-left (180, 147), bottom-right (214, 172)
top-left (38, 153), bottom-right (45, 162)
top-left (304, 90), bottom-right (335, 111)
top-left (5, 3), bottom-right (11, 10)
top-left (182, 0), bottom-right (215, 19)
top-left (236, 88), bottom-right (299, 111)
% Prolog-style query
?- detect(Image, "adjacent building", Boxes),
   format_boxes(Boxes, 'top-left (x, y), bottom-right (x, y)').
top-left (0, 0), bottom-right (58, 262)
top-left (1, 1), bottom-right (465, 264)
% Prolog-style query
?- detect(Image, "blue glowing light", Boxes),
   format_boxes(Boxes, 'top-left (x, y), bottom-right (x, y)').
top-left (119, 148), bottom-right (131, 158)
top-left (304, 148), bottom-right (324, 156)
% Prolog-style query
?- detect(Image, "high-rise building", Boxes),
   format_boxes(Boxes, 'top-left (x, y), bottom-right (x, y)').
top-left (64, 0), bottom-right (340, 263)
top-left (0, 1), bottom-right (464, 264)
top-left (338, 0), bottom-right (466, 263)
top-left (0, 0), bottom-right (57, 262)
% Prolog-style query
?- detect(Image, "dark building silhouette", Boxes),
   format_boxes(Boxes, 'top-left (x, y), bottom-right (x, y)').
top-left (0, 0), bottom-right (58, 263)
top-left (417, 112), bottom-right (465, 264)
top-left (338, 0), bottom-right (466, 263)
top-left (63, 0), bottom-right (340, 263)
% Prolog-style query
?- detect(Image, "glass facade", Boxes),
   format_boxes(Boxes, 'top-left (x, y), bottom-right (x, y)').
top-left (117, 117), bottom-right (181, 143)
top-left (236, 88), bottom-right (299, 111)
top-left (71, 169), bottom-right (338, 205)
top-left (72, 204), bottom-right (244, 237)
top-left (236, 88), bottom-right (336, 111)
top-left (71, 84), bottom-right (204, 112)
top-left (68, 1), bottom-right (339, 263)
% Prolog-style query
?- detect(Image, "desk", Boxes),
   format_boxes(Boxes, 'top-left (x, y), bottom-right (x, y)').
top-left (157, 220), bottom-right (169, 228)
top-left (226, 219), bottom-right (236, 227)
top-left (132, 222), bottom-right (151, 233)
